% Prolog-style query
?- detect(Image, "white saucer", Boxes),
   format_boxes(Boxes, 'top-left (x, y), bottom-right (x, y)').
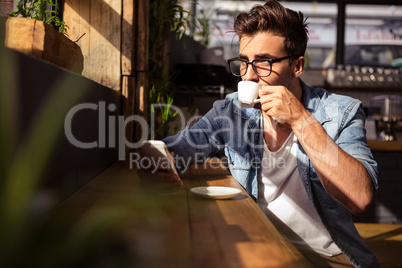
top-left (190, 186), bottom-right (241, 199)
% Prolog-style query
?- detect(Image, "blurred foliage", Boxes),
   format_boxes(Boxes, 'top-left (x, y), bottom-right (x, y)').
top-left (194, 6), bottom-right (221, 47)
top-left (148, 0), bottom-right (200, 139)
top-left (0, 43), bottom-right (132, 267)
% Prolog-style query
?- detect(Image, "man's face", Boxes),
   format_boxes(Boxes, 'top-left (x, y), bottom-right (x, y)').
top-left (238, 32), bottom-right (294, 89)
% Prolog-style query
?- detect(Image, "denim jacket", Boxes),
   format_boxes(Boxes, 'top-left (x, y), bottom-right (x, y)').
top-left (163, 80), bottom-right (380, 267)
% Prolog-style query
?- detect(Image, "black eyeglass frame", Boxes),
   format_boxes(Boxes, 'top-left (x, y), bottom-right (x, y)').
top-left (227, 55), bottom-right (295, 77)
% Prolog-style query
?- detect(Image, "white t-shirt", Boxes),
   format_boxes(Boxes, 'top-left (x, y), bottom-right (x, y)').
top-left (257, 132), bottom-right (341, 256)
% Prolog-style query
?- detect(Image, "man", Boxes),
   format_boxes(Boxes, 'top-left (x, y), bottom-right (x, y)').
top-left (152, 1), bottom-right (379, 267)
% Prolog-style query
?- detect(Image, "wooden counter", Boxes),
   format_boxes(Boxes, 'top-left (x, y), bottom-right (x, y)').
top-left (43, 159), bottom-right (311, 267)
top-left (355, 223), bottom-right (402, 267)
top-left (368, 140), bottom-right (402, 151)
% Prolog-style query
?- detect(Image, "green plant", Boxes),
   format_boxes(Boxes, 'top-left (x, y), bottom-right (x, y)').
top-left (195, 6), bottom-right (221, 47)
top-left (148, 0), bottom-right (201, 139)
top-left (10, 0), bottom-right (69, 36)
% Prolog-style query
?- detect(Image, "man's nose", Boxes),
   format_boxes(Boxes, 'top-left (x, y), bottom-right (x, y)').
top-left (242, 64), bottom-right (259, 82)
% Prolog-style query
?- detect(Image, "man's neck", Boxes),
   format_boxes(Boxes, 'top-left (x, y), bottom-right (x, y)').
top-left (289, 78), bottom-right (303, 103)
top-left (263, 116), bottom-right (292, 152)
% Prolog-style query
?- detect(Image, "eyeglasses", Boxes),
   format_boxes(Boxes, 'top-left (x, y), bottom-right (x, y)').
top-left (227, 55), bottom-right (295, 77)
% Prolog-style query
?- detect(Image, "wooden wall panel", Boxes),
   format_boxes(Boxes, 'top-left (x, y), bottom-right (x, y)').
top-left (64, 0), bottom-right (149, 143)
top-left (89, 0), bottom-right (121, 91)
top-left (121, 0), bottom-right (136, 76)
top-left (122, 75), bottom-right (136, 150)
top-left (135, 0), bottom-right (149, 117)
top-left (63, 1), bottom-right (90, 63)
top-left (122, 0), bottom-right (149, 143)
top-left (64, 0), bottom-right (122, 91)
top-left (136, 0), bottom-right (149, 73)
top-left (121, 0), bottom-right (136, 146)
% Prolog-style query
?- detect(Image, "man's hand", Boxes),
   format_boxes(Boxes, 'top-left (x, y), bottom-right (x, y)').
top-left (136, 149), bottom-right (183, 193)
top-left (259, 85), bottom-right (307, 127)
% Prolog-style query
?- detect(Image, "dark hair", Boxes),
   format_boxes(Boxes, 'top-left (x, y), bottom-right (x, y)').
top-left (233, 0), bottom-right (309, 57)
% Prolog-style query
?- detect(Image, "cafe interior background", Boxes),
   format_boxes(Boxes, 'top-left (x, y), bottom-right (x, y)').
top-left (170, 0), bottom-right (402, 224)
top-left (0, 0), bottom-right (401, 267)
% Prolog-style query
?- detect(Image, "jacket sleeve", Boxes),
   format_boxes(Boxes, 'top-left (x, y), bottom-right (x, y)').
top-left (162, 99), bottom-right (230, 172)
top-left (334, 100), bottom-right (379, 191)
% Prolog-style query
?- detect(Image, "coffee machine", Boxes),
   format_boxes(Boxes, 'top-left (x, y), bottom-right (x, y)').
top-left (369, 95), bottom-right (402, 141)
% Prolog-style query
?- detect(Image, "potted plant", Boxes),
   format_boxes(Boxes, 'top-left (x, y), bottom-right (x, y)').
top-left (1, 0), bottom-right (83, 74)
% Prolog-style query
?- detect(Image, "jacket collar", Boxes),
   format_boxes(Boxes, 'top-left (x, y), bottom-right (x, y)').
top-left (300, 79), bottom-right (332, 124)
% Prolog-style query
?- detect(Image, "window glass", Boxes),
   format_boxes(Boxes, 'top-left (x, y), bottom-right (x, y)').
top-left (343, 4), bottom-right (402, 67)
top-left (188, 1), bottom-right (402, 69)
top-left (286, 3), bottom-right (338, 69)
top-left (192, 1), bottom-right (339, 69)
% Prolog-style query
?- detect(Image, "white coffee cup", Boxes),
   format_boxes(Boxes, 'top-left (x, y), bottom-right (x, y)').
top-left (237, 81), bottom-right (260, 108)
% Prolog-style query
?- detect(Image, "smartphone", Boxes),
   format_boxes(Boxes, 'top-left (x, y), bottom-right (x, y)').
top-left (138, 140), bottom-right (178, 175)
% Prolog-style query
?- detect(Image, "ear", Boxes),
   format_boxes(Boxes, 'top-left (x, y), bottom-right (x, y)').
top-left (292, 56), bottom-right (305, 78)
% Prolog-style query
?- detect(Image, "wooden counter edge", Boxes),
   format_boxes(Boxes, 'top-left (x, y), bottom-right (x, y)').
top-left (367, 140), bottom-right (402, 151)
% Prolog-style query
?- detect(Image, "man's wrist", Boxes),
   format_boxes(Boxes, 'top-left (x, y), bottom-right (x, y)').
top-left (291, 110), bottom-right (314, 136)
